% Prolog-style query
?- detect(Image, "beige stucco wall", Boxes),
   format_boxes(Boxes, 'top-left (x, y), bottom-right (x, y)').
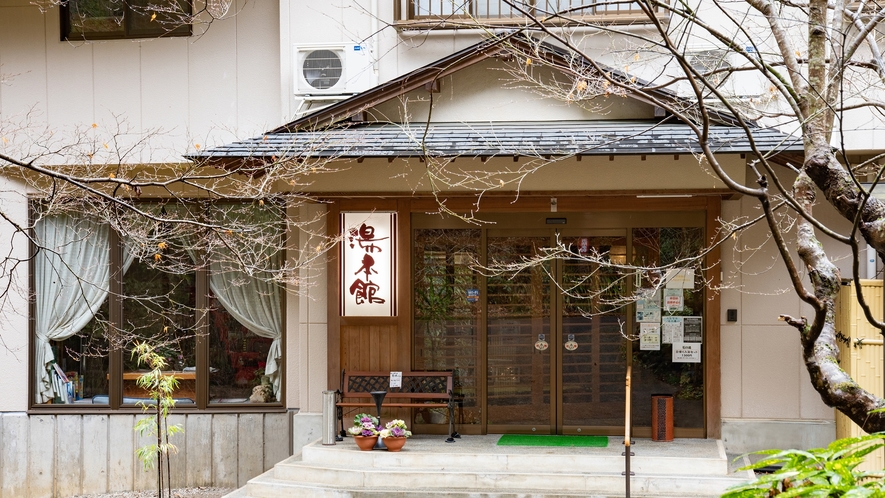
top-left (368, 59), bottom-right (657, 123)
top-left (285, 201), bottom-right (328, 413)
top-left (0, 0), bottom-right (282, 163)
top-left (0, 175), bottom-right (30, 412)
top-left (280, 153), bottom-right (744, 193)
top-left (718, 167), bottom-right (855, 452)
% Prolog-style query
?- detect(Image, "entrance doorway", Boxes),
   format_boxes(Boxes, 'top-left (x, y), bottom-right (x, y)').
top-left (412, 212), bottom-right (707, 437)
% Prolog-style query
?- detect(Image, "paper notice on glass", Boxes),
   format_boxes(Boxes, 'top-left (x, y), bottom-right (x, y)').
top-left (683, 316), bottom-right (703, 343)
top-left (390, 371), bottom-right (402, 388)
top-left (663, 288), bottom-right (683, 311)
top-left (640, 323), bottom-right (661, 350)
top-left (672, 343), bottom-right (701, 363)
top-left (665, 269), bottom-right (695, 289)
top-left (636, 290), bottom-right (661, 323)
top-left (661, 316), bottom-right (684, 343)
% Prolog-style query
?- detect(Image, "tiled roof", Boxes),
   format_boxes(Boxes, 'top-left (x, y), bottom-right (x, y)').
top-left (192, 120), bottom-right (803, 162)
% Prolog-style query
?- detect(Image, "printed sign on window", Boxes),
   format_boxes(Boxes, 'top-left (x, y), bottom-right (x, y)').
top-left (672, 343), bottom-right (701, 363)
top-left (636, 290), bottom-right (661, 323)
top-left (665, 269), bottom-right (695, 289)
top-left (662, 316), bottom-right (684, 344)
top-left (341, 212), bottom-right (396, 316)
top-left (683, 316), bottom-right (703, 343)
top-left (640, 323), bottom-right (661, 351)
top-left (663, 288), bottom-right (684, 311)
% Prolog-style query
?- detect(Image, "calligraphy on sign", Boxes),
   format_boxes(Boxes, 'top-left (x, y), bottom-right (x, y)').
top-left (341, 212), bottom-right (396, 317)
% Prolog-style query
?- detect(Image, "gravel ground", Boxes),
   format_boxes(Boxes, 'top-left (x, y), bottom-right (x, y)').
top-left (67, 488), bottom-right (234, 498)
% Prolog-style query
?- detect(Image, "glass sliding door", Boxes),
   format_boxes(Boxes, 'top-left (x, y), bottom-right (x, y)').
top-left (630, 227), bottom-right (705, 437)
top-left (558, 232), bottom-right (629, 433)
top-left (486, 233), bottom-right (553, 432)
top-left (413, 229), bottom-right (482, 430)
top-left (411, 212), bottom-right (708, 437)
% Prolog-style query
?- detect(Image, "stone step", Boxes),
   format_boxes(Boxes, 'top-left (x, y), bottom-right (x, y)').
top-left (224, 436), bottom-right (755, 498)
top-left (299, 442), bottom-right (729, 476)
top-left (233, 466), bottom-right (749, 498)
top-left (271, 457), bottom-right (745, 496)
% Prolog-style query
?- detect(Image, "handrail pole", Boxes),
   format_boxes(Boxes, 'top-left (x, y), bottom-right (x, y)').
top-left (623, 365), bottom-right (633, 498)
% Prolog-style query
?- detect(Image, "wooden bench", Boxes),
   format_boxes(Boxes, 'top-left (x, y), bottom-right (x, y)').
top-left (336, 370), bottom-right (460, 442)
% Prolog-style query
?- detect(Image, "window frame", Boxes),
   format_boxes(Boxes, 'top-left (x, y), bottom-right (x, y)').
top-left (28, 203), bottom-right (286, 413)
top-left (60, 0), bottom-right (193, 41)
top-left (394, 0), bottom-right (663, 28)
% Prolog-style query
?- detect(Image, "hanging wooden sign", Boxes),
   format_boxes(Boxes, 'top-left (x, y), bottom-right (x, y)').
top-left (341, 212), bottom-right (396, 317)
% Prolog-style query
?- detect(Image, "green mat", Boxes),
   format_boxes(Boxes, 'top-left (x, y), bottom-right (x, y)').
top-left (496, 434), bottom-right (608, 448)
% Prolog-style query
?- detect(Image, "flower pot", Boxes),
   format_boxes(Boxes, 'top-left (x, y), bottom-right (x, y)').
top-left (353, 435), bottom-right (378, 451)
top-left (383, 436), bottom-right (406, 452)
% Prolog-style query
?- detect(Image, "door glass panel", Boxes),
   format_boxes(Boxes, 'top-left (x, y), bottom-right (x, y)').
top-left (487, 236), bottom-right (551, 428)
top-left (414, 229), bottom-right (482, 427)
top-left (631, 227), bottom-right (705, 430)
top-left (561, 235), bottom-right (629, 428)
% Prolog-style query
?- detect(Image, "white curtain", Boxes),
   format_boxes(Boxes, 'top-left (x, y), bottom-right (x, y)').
top-left (34, 215), bottom-right (111, 404)
top-left (203, 206), bottom-right (284, 400)
top-left (209, 255), bottom-right (282, 399)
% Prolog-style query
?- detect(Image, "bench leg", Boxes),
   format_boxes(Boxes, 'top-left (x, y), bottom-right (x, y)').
top-left (446, 400), bottom-right (458, 442)
top-left (337, 404), bottom-right (346, 439)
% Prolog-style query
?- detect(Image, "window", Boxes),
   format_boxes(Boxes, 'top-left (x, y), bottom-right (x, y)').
top-left (61, 0), bottom-right (192, 41)
top-left (401, 0), bottom-right (649, 24)
top-left (32, 203), bottom-right (284, 410)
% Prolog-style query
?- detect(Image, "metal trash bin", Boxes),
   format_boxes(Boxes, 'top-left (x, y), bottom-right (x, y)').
top-left (322, 390), bottom-right (337, 445)
top-left (651, 394), bottom-right (674, 442)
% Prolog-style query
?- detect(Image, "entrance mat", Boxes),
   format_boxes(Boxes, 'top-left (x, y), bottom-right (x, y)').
top-left (496, 434), bottom-right (608, 448)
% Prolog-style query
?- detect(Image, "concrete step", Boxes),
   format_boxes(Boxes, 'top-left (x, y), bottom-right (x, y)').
top-left (225, 436), bottom-right (755, 498)
top-left (234, 466), bottom-right (749, 498)
top-left (298, 441), bottom-right (730, 476)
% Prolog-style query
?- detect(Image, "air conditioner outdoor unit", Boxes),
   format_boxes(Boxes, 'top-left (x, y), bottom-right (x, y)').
top-left (294, 43), bottom-right (377, 96)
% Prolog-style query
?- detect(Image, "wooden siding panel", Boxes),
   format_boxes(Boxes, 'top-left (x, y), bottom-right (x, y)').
top-left (168, 414), bottom-right (187, 489)
top-left (133, 415), bottom-right (154, 491)
top-left (28, 415), bottom-right (55, 498)
top-left (1, 413), bottom-right (28, 497)
top-left (186, 414), bottom-right (213, 487)
top-left (108, 415), bottom-right (135, 492)
top-left (263, 413), bottom-right (290, 471)
top-left (82, 415), bottom-right (109, 495)
top-left (237, 414), bottom-right (264, 487)
top-left (212, 414), bottom-right (239, 488)
top-left (56, 415), bottom-right (83, 497)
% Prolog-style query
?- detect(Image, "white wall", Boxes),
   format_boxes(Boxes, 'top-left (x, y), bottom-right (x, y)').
top-left (0, 1), bottom-right (282, 164)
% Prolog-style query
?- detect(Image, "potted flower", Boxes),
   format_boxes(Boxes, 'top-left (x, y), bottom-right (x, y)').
top-left (347, 413), bottom-right (379, 451)
top-left (379, 419), bottom-right (412, 452)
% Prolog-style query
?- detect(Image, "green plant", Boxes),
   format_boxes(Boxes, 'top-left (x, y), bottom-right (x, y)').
top-left (347, 413), bottom-right (379, 437)
top-left (380, 419), bottom-right (412, 439)
top-left (723, 433), bottom-right (885, 497)
top-left (132, 342), bottom-right (184, 498)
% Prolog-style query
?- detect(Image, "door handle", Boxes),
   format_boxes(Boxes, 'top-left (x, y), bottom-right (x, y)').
top-left (565, 334), bottom-right (578, 351)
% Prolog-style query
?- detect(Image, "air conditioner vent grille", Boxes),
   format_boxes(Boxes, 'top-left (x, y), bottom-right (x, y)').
top-left (303, 50), bottom-right (343, 90)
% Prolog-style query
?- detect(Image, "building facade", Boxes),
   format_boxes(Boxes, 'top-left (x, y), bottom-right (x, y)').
top-left (0, 0), bottom-right (876, 496)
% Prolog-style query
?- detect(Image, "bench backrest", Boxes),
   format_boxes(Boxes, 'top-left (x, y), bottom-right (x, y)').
top-left (342, 371), bottom-right (453, 400)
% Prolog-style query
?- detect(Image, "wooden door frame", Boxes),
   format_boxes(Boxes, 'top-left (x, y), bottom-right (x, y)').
top-left (327, 195), bottom-right (723, 438)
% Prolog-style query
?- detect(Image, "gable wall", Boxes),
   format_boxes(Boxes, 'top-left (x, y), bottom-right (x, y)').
top-left (368, 59), bottom-right (657, 123)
